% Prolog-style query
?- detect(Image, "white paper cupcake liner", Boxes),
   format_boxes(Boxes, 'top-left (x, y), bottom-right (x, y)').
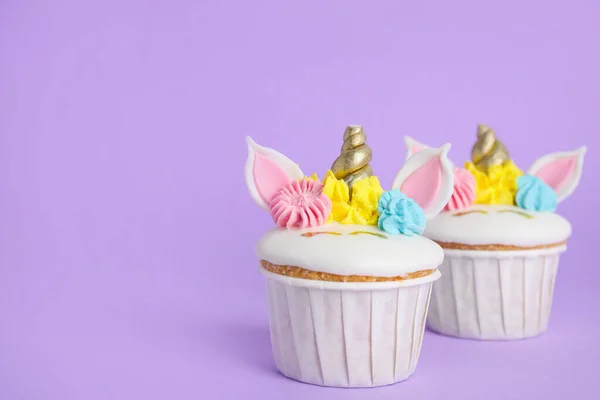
top-left (259, 267), bottom-right (440, 387)
top-left (427, 246), bottom-right (565, 340)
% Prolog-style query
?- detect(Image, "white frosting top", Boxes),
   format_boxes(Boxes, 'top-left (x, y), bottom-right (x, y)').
top-left (424, 205), bottom-right (571, 247)
top-left (256, 223), bottom-right (444, 277)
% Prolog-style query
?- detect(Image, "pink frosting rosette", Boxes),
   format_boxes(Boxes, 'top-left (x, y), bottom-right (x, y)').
top-left (269, 179), bottom-right (332, 228)
top-left (444, 167), bottom-right (476, 211)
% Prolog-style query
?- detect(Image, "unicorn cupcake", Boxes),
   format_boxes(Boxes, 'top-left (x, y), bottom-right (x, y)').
top-left (404, 124), bottom-right (586, 340)
top-left (245, 125), bottom-right (454, 387)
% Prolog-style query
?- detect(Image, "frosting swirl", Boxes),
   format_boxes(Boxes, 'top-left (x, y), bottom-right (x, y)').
top-left (444, 168), bottom-right (476, 211)
top-left (515, 175), bottom-right (557, 212)
top-left (377, 189), bottom-right (426, 235)
top-left (269, 179), bottom-right (332, 228)
top-left (322, 170), bottom-right (383, 225)
top-left (465, 160), bottom-right (523, 205)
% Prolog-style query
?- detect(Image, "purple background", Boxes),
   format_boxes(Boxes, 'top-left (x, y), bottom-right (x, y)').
top-left (1, 0), bottom-right (599, 398)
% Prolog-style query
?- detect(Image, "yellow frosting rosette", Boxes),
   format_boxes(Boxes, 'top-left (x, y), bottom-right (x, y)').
top-left (322, 170), bottom-right (383, 225)
top-left (465, 160), bottom-right (523, 205)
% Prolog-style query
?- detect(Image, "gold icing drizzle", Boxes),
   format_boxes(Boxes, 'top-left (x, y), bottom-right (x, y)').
top-left (451, 209), bottom-right (534, 219)
top-left (471, 124), bottom-right (510, 171)
top-left (331, 125), bottom-right (373, 192)
top-left (300, 231), bottom-right (342, 237)
top-left (452, 210), bottom-right (489, 217)
top-left (349, 231), bottom-right (388, 239)
top-left (300, 231), bottom-right (388, 239)
top-left (497, 209), bottom-right (534, 219)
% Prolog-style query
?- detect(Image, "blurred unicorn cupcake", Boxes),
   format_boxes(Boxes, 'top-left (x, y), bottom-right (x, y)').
top-left (404, 124), bottom-right (586, 340)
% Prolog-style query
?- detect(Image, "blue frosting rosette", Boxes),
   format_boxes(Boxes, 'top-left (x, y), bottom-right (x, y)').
top-left (515, 175), bottom-right (557, 212)
top-left (377, 189), bottom-right (426, 235)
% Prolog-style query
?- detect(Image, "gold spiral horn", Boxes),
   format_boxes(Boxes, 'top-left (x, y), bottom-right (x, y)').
top-left (471, 124), bottom-right (509, 171)
top-left (331, 125), bottom-right (373, 191)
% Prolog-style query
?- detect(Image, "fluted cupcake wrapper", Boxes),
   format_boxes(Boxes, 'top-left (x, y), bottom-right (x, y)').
top-left (427, 248), bottom-right (564, 340)
top-left (260, 268), bottom-right (439, 387)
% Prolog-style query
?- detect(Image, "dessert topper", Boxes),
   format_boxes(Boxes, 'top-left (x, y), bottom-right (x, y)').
top-left (403, 124), bottom-right (586, 213)
top-left (245, 126), bottom-right (455, 235)
top-left (471, 124), bottom-right (509, 171)
top-left (245, 137), bottom-right (305, 211)
top-left (391, 145), bottom-right (454, 219)
top-left (527, 147), bottom-right (586, 203)
top-left (331, 125), bottom-right (373, 192)
top-left (404, 136), bottom-right (431, 164)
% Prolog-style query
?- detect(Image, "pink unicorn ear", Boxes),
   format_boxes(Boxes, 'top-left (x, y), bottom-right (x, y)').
top-left (528, 147), bottom-right (586, 203)
top-left (392, 144), bottom-right (454, 219)
top-left (404, 136), bottom-right (431, 161)
top-left (245, 137), bottom-right (304, 210)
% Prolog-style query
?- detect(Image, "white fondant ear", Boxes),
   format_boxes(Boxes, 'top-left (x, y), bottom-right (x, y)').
top-left (404, 136), bottom-right (432, 161)
top-left (245, 137), bottom-right (304, 210)
top-left (392, 144), bottom-right (454, 219)
top-left (528, 147), bottom-right (586, 203)
top-left (404, 135), bottom-right (455, 169)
